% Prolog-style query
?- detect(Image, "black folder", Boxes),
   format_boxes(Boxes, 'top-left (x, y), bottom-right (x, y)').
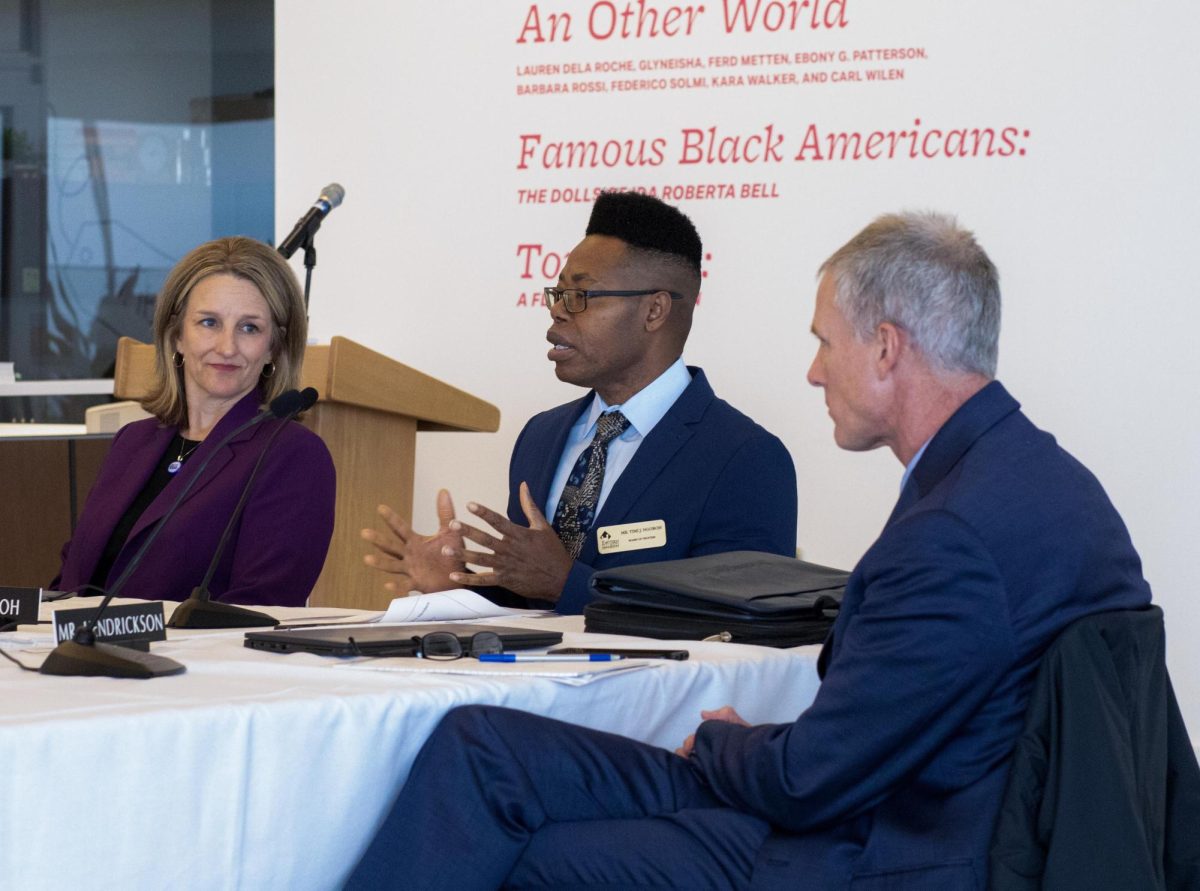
top-left (585, 551), bottom-right (848, 647)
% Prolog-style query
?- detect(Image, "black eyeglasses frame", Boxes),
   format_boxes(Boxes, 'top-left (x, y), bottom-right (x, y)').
top-left (415, 630), bottom-right (504, 661)
top-left (543, 287), bottom-right (684, 313)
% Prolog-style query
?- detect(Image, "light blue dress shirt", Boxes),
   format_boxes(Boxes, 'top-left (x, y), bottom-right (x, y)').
top-left (900, 438), bottom-right (932, 494)
top-left (544, 358), bottom-right (693, 523)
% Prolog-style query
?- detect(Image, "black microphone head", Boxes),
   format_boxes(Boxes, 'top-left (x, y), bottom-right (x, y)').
top-left (268, 389), bottom-right (306, 418)
top-left (320, 183), bottom-right (345, 209)
top-left (298, 387), bottom-right (319, 411)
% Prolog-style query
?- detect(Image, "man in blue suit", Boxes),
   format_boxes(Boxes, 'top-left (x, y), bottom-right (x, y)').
top-left (362, 192), bottom-right (797, 612)
top-left (347, 211), bottom-right (1153, 889)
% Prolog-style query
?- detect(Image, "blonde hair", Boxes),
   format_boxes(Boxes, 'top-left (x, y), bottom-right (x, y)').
top-left (143, 237), bottom-right (307, 427)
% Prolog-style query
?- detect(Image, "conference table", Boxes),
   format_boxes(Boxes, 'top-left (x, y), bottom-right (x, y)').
top-left (0, 599), bottom-right (822, 890)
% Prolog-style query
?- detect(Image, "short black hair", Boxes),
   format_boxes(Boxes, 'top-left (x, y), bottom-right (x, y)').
top-left (585, 192), bottom-right (702, 274)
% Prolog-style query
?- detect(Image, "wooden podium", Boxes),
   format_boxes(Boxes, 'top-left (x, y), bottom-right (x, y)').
top-left (114, 336), bottom-right (499, 610)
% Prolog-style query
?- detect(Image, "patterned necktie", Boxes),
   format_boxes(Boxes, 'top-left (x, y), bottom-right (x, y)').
top-left (553, 411), bottom-right (631, 559)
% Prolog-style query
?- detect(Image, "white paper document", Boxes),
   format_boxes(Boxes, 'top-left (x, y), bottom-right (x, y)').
top-left (378, 589), bottom-right (545, 624)
top-left (335, 660), bottom-right (653, 686)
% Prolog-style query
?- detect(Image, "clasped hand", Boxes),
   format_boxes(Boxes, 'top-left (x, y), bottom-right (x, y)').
top-left (362, 482), bottom-right (573, 602)
top-left (675, 706), bottom-right (750, 758)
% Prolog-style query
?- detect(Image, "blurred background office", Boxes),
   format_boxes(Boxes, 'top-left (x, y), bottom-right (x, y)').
top-left (0, 0), bottom-right (274, 422)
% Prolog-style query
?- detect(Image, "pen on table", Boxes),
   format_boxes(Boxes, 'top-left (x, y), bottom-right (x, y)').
top-left (477, 653), bottom-right (625, 663)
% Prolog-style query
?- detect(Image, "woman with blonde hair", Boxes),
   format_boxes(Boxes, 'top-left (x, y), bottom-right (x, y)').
top-left (55, 237), bottom-right (335, 606)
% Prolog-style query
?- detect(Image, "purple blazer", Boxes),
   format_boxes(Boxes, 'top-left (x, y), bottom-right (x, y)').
top-left (55, 391), bottom-right (335, 607)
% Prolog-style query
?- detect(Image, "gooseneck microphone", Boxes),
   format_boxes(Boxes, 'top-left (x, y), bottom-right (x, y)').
top-left (277, 183), bottom-right (344, 260)
top-left (169, 387), bottom-right (319, 630)
top-left (39, 390), bottom-right (315, 678)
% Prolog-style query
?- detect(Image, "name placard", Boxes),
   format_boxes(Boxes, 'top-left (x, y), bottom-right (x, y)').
top-left (53, 601), bottom-right (168, 649)
top-left (0, 587), bottom-right (42, 627)
top-left (596, 519), bottom-right (667, 554)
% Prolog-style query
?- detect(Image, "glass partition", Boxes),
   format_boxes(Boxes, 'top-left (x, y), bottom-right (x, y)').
top-left (0, 0), bottom-right (274, 422)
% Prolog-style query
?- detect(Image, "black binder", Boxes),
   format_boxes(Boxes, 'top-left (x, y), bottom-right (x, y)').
top-left (585, 551), bottom-right (849, 647)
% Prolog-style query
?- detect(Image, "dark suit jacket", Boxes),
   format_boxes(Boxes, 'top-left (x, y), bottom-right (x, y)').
top-left (504, 367), bottom-right (798, 614)
top-left (990, 605), bottom-right (1200, 890)
top-left (55, 391), bottom-right (335, 607)
top-left (691, 381), bottom-right (1152, 889)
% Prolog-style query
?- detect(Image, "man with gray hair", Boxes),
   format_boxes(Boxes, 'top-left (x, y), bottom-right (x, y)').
top-left (821, 210), bottom-right (1001, 377)
top-left (347, 211), bottom-right (1152, 890)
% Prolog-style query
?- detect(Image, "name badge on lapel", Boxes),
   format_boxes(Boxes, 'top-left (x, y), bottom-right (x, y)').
top-left (596, 520), bottom-right (666, 554)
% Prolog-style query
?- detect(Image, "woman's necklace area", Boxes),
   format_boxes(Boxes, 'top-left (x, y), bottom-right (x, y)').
top-left (167, 436), bottom-right (201, 474)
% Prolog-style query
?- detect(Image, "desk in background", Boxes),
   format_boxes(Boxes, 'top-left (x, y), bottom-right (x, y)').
top-left (0, 432), bottom-right (113, 586)
top-left (0, 605), bottom-right (822, 890)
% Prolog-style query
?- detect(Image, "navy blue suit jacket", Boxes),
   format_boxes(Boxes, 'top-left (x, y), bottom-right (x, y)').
top-left (55, 391), bottom-right (336, 607)
top-left (503, 367), bottom-right (797, 614)
top-left (691, 382), bottom-right (1152, 889)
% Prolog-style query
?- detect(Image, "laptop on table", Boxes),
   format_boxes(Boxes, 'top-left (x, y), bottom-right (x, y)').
top-left (244, 623), bottom-right (563, 657)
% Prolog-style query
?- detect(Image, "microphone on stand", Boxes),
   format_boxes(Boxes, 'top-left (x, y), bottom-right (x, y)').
top-left (169, 388), bottom-right (319, 629)
top-left (277, 183), bottom-right (344, 260)
top-left (39, 390), bottom-right (314, 678)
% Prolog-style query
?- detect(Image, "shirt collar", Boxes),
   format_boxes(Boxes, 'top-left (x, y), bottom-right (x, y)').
top-left (900, 437), bottom-right (932, 494)
top-left (583, 357), bottom-right (692, 439)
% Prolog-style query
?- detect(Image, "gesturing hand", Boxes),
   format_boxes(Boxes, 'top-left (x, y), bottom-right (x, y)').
top-left (442, 482), bottom-right (573, 602)
top-left (675, 706), bottom-right (752, 758)
top-left (360, 489), bottom-right (465, 595)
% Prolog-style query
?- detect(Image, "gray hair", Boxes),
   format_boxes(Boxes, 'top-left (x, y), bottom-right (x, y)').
top-left (819, 211), bottom-right (1001, 378)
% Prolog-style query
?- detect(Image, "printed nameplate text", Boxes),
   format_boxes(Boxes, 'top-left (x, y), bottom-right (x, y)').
top-left (0, 587), bottom-right (42, 626)
top-left (53, 601), bottom-right (168, 648)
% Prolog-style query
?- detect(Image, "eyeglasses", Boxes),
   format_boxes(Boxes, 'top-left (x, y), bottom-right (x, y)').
top-left (415, 630), bottom-right (504, 661)
top-left (543, 287), bottom-right (684, 314)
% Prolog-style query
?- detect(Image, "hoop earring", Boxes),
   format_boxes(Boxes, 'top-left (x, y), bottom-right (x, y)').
top-left (172, 351), bottom-right (184, 368)
top-left (261, 362), bottom-right (276, 379)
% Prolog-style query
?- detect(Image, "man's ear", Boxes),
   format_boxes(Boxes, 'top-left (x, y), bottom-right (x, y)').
top-left (644, 290), bottom-right (673, 332)
top-left (875, 321), bottom-right (905, 379)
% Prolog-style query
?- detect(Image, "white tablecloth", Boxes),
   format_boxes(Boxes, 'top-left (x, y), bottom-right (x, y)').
top-left (0, 605), bottom-right (821, 890)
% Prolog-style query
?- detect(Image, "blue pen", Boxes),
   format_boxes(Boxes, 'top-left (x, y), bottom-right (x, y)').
top-left (477, 653), bottom-right (625, 663)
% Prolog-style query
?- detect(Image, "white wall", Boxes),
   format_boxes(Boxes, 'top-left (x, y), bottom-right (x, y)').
top-left (277, 1), bottom-right (1200, 736)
